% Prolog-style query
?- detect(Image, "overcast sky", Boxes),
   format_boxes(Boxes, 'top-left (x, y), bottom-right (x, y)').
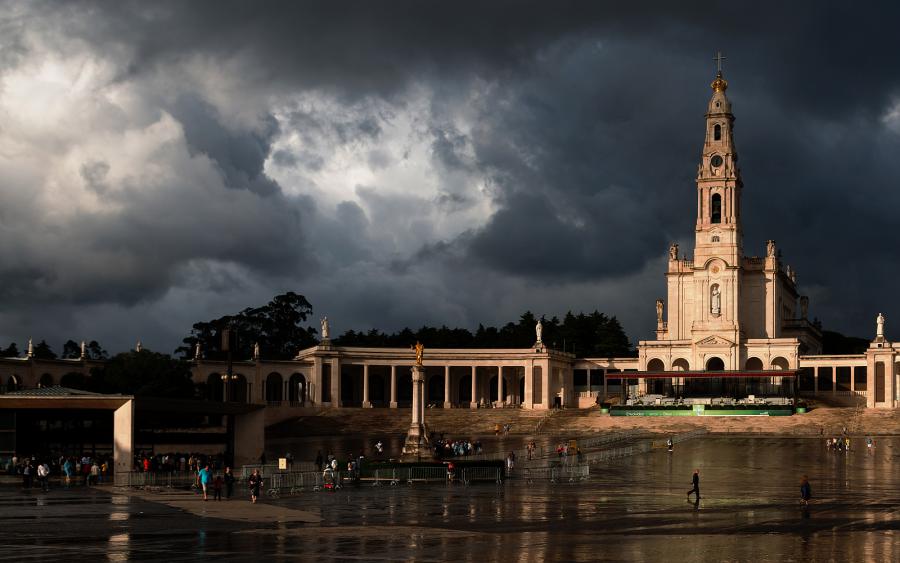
top-left (1, 1), bottom-right (899, 354)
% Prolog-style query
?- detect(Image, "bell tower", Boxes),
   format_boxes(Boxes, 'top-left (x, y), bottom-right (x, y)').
top-left (694, 53), bottom-right (743, 267)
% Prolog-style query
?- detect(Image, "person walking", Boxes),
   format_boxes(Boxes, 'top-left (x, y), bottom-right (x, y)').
top-left (687, 469), bottom-right (700, 501)
top-left (63, 458), bottom-right (74, 488)
top-left (248, 469), bottom-right (262, 504)
top-left (198, 464), bottom-right (211, 501)
top-left (800, 475), bottom-right (812, 506)
top-left (23, 461), bottom-right (33, 490)
top-left (212, 474), bottom-right (223, 501)
top-left (223, 467), bottom-right (235, 499)
top-left (89, 461), bottom-right (100, 486)
top-left (37, 462), bottom-right (49, 492)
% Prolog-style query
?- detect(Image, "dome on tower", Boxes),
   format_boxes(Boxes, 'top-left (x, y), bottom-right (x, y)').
top-left (707, 71), bottom-right (732, 115)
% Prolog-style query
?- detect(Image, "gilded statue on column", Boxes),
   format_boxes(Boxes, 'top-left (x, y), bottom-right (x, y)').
top-left (412, 341), bottom-right (424, 366)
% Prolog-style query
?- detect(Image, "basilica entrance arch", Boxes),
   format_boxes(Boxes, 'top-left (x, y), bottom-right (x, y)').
top-left (288, 373), bottom-right (307, 405)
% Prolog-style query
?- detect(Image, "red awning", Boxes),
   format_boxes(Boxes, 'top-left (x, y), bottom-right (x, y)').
top-left (606, 370), bottom-right (796, 380)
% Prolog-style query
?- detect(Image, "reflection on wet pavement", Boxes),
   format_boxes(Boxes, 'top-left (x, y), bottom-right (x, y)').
top-left (0, 437), bottom-right (897, 561)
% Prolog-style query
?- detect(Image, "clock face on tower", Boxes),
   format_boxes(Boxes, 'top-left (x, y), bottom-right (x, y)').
top-left (710, 155), bottom-right (723, 168)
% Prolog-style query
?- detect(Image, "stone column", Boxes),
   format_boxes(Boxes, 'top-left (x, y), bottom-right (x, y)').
top-left (832, 366), bottom-right (836, 396)
top-left (113, 400), bottom-right (134, 485)
top-left (362, 364), bottom-right (372, 408)
top-left (389, 365), bottom-right (398, 408)
top-left (603, 369), bottom-right (608, 401)
top-left (330, 358), bottom-right (341, 407)
top-left (541, 361), bottom-right (551, 409)
top-left (401, 365), bottom-right (433, 461)
top-left (411, 367), bottom-right (422, 428)
top-left (524, 362), bottom-right (534, 409)
top-left (443, 365), bottom-right (451, 408)
top-left (813, 366), bottom-right (818, 394)
top-left (311, 357), bottom-right (322, 405)
top-left (470, 366), bottom-right (478, 409)
top-left (850, 366), bottom-right (855, 393)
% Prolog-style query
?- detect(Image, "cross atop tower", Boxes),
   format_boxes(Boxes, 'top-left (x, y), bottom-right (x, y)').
top-left (713, 51), bottom-right (726, 74)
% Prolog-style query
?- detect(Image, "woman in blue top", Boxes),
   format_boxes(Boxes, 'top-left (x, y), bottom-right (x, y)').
top-left (198, 464), bottom-right (211, 501)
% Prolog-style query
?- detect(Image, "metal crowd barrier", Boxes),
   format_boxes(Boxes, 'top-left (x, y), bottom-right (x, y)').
top-left (521, 464), bottom-right (590, 484)
top-left (461, 467), bottom-right (503, 485)
top-left (266, 471), bottom-right (325, 492)
top-left (240, 462), bottom-right (317, 478)
top-left (550, 464), bottom-right (589, 483)
top-left (372, 469), bottom-right (401, 486)
top-left (407, 466), bottom-right (447, 482)
top-left (115, 471), bottom-right (198, 489)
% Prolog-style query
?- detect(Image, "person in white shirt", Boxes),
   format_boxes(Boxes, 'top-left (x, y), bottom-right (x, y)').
top-left (36, 463), bottom-right (50, 492)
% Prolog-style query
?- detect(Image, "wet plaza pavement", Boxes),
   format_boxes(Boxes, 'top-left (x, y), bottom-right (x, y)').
top-left (1, 436), bottom-right (898, 561)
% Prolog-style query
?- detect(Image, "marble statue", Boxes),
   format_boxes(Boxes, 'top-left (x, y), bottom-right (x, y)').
top-left (800, 296), bottom-right (809, 319)
top-left (321, 316), bottom-right (330, 340)
top-left (135, 340), bottom-right (142, 352)
top-left (412, 341), bottom-right (424, 366)
top-left (80, 340), bottom-right (86, 359)
top-left (877, 313), bottom-right (885, 339)
top-left (656, 299), bottom-right (664, 324)
top-left (27, 338), bottom-right (33, 357)
top-left (535, 319), bottom-right (543, 343)
top-left (194, 342), bottom-right (202, 360)
top-left (253, 341), bottom-right (260, 359)
top-left (669, 242), bottom-right (679, 260)
top-left (710, 285), bottom-right (721, 316)
top-left (766, 239), bottom-right (776, 258)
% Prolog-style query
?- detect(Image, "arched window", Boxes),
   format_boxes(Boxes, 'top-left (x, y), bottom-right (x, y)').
top-left (711, 194), bottom-right (722, 223)
top-left (714, 124), bottom-right (722, 141)
top-left (711, 235), bottom-right (720, 242)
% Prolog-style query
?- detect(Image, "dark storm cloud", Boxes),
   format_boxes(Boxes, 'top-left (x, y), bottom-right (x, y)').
top-left (3, 1), bottom-right (900, 352)
top-left (169, 95), bottom-right (282, 196)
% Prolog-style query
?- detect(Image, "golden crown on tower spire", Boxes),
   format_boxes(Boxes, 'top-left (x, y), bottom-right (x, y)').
top-left (711, 70), bottom-right (728, 93)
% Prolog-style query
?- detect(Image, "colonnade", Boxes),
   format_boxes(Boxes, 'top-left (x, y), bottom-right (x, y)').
top-left (303, 356), bottom-right (569, 410)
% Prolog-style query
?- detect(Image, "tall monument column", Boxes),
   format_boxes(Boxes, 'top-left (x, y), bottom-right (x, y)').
top-left (402, 342), bottom-right (434, 460)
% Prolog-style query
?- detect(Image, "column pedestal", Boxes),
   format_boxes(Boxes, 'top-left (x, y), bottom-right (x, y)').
top-left (402, 365), bottom-right (434, 461)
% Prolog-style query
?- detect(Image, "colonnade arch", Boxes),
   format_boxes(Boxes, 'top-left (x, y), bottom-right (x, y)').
top-left (265, 372), bottom-right (283, 402)
top-left (745, 357), bottom-right (763, 371)
top-left (288, 373), bottom-right (307, 404)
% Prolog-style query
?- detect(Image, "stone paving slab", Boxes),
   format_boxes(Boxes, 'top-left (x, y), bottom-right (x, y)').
top-left (123, 488), bottom-right (322, 523)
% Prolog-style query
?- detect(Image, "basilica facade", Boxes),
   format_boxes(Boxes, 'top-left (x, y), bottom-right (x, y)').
top-left (638, 70), bottom-right (822, 375)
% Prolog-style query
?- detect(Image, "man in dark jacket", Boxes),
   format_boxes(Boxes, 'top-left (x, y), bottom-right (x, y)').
top-left (687, 469), bottom-right (700, 500)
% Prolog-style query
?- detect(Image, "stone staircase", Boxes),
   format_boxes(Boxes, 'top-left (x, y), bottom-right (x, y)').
top-left (267, 407), bottom-right (547, 438)
top-left (537, 407), bottom-right (604, 435)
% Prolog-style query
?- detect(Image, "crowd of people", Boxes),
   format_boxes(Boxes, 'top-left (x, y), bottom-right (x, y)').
top-left (133, 452), bottom-right (227, 474)
top-left (432, 437), bottom-right (484, 458)
top-left (4, 454), bottom-right (111, 490)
